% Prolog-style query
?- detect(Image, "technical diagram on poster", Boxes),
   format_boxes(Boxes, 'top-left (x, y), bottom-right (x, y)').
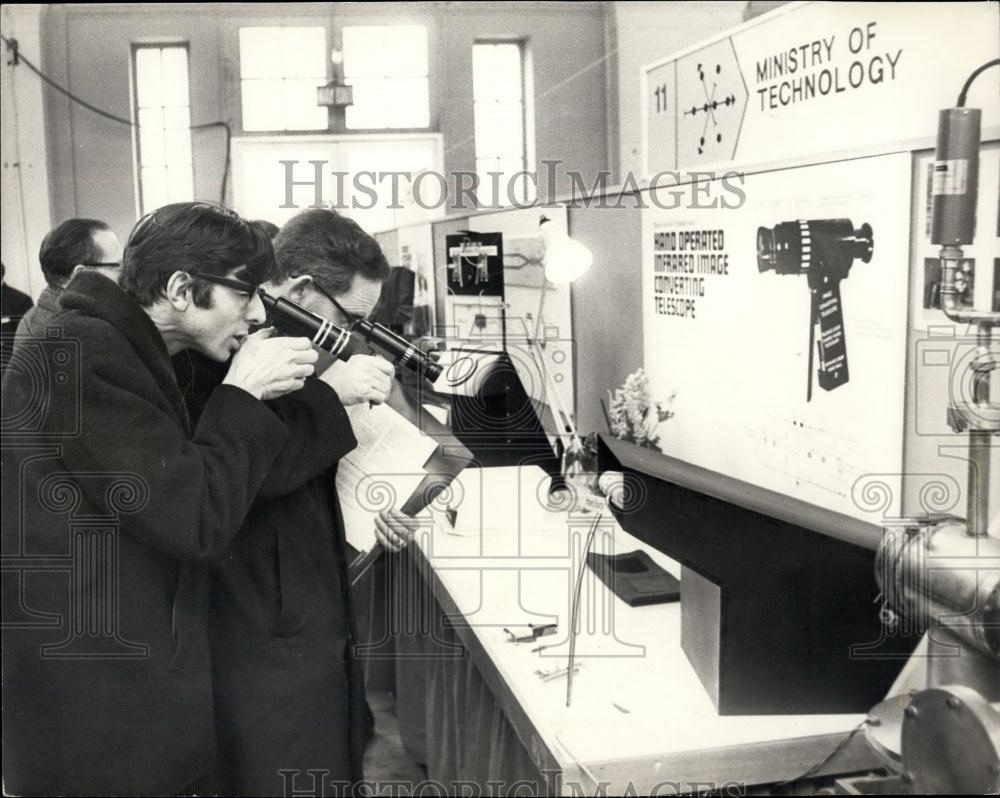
top-left (675, 39), bottom-right (747, 165)
top-left (641, 153), bottom-right (910, 521)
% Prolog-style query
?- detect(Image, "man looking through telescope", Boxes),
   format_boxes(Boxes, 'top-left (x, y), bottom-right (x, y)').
top-left (172, 208), bottom-right (418, 796)
top-left (1, 202), bottom-right (322, 796)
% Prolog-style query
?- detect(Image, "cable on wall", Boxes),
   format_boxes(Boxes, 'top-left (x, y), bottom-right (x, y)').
top-left (1, 33), bottom-right (231, 205)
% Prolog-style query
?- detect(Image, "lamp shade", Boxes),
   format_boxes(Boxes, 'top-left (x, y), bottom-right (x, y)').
top-left (540, 217), bottom-right (593, 283)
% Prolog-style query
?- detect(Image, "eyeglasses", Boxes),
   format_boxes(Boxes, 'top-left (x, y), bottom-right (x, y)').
top-left (79, 262), bottom-right (123, 268)
top-left (188, 271), bottom-right (259, 298)
top-left (310, 280), bottom-right (373, 326)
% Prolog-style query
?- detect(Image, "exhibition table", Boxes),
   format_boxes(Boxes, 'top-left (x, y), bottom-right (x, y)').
top-left (381, 468), bottom-right (881, 795)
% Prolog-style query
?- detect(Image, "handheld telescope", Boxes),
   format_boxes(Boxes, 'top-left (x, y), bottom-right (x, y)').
top-left (756, 219), bottom-right (873, 401)
top-left (257, 290), bottom-right (443, 383)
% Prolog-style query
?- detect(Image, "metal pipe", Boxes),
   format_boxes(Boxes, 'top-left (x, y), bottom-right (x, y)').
top-left (937, 246), bottom-right (999, 538)
top-left (939, 247), bottom-right (1000, 327)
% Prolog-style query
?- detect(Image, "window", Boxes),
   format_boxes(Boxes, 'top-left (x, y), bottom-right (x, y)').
top-left (473, 42), bottom-right (532, 207)
top-left (342, 25), bottom-right (429, 129)
top-left (239, 27), bottom-right (328, 132)
top-left (133, 45), bottom-right (194, 214)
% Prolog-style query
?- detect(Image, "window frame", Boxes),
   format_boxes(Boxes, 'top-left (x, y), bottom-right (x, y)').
top-left (130, 42), bottom-right (195, 216)
top-left (237, 25), bottom-right (330, 134)
top-left (472, 39), bottom-right (535, 208)
top-left (339, 23), bottom-right (431, 133)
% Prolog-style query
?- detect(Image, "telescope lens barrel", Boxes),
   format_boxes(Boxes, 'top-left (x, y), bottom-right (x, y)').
top-left (756, 226), bottom-right (778, 273)
top-left (258, 291), bottom-right (352, 359)
top-left (756, 219), bottom-right (874, 275)
top-left (354, 320), bottom-right (443, 382)
top-left (259, 290), bottom-right (442, 383)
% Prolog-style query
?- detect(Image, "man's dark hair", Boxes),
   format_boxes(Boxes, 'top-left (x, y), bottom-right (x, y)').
top-left (272, 209), bottom-right (390, 294)
top-left (38, 218), bottom-right (110, 288)
top-left (251, 219), bottom-right (280, 240)
top-left (120, 202), bottom-right (276, 308)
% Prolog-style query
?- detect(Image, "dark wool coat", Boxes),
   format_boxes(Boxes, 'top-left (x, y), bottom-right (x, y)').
top-left (1, 272), bottom-right (290, 796)
top-left (173, 350), bottom-right (366, 797)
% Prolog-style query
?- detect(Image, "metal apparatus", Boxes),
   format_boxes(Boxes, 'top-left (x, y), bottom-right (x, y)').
top-left (865, 59), bottom-right (1000, 795)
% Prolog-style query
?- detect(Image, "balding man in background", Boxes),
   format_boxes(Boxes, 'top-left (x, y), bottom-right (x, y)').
top-left (15, 217), bottom-right (123, 339)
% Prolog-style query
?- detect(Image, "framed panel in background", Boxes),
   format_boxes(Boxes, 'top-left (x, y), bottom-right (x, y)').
top-left (454, 206), bottom-right (576, 417)
top-left (378, 223), bottom-right (437, 336)
top-left (230, 133), bottom-right (443, 234)
top-left (641, 152), bottom-right (911, 520)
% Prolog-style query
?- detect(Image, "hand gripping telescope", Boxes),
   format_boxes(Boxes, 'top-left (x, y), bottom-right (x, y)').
top-left (257, 290), bottom-right (443, 383)
top-left (756, 219), bottom-right (873, 401)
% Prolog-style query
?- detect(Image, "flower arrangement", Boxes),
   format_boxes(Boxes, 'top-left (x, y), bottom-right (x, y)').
top-left (607, 368), bottom-right (675, 452)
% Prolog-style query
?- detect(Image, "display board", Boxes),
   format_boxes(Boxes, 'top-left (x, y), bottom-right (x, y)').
top-left (444, 207), bottom-right (576, 415)
top-left (643, 2), bottom-right (1000, 175)
top-left (641, 152), bottom-right (911, 520)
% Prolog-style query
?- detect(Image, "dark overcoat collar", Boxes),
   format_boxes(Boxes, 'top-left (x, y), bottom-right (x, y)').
top-left (59, 271), bottom-right (192, 434)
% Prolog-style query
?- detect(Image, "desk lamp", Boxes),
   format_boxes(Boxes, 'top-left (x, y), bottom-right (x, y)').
top-left (532, 215), bottom-right (592, 462)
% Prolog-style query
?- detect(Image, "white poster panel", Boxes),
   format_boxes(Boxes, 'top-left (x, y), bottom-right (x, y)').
top-left (463, 207), bottom-right (576, 416)
top-left (394, 223), bottom-right (436, 335)
top-left (641, 152), bottom-right (911, 520)
top-left (644, 2), bottom-right (1000, 174)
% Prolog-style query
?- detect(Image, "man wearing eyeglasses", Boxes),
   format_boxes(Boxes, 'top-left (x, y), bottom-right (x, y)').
top-left (171, 208), bottom-right (417, 796)
top-left (1, 202), bottom-right (324, 796)
top-left (14, 218), bottom-right (124, 340)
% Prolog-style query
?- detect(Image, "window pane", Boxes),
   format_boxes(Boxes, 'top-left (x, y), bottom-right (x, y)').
top-left (166, 163), bottom-right (193, 203)
top-left (141, 166), bottom-right (168, 212)
top-left (476, 158), bottom-right (531, 207)
top-left (283, 78), bottom-right (328, 130)
top-left (135, 48), bottom-right (163, 109)
top-left (474, 100), bottom-right (525, 158)
top-left (134, 45), bottom-right (193, 215)
top-left (240, 28), bottom-right (284, 79)
top-left (160, 47), bottom-right (189, 107)
top-left (163, 107), bottom-right (192, 167)
top-left (473, 43), bottom-right (522, 102)
top-left (241, 78), bottom-right (285, 131)
top-left (387, 77), bottom-right (429, 127)
top-left (343, 25), bottom-right (427, 78)
top-left (138, 107), bottom-right (165, 167)
top-left (281, 27), bottom-right (326, 78)
top-left (345, 77), bottom-right (429, 129)
top-left (343, 77), bottom-right (386, 128)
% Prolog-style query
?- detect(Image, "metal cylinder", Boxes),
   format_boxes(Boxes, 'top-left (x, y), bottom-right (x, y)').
top-left (931, 108), bottom-right (981, 246)
top-left (876, 518), bottom-right (1000, 658)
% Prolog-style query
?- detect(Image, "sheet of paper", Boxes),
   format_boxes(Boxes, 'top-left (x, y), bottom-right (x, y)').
top-left (445, 465), bottom-right (558, 536)
top-left (336, 402), bottom-right (438, 552)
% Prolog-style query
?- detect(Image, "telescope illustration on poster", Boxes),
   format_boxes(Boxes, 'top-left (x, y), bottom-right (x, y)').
top-left (756, 218), bottom-right (874, 402)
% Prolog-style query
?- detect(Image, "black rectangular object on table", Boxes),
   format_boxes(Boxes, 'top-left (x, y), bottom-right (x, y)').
top-left (586, 550), bottom-right (680, 606)
top-left (596, 434), bottom-right (919, 716)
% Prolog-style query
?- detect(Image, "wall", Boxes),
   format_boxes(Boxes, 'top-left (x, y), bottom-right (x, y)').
top-left (23, 1), bottom-right (610, 299)
top-left (1, 4), bottom-right (51, 296)
top-left (568, 202), bottom-right (643, 434)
